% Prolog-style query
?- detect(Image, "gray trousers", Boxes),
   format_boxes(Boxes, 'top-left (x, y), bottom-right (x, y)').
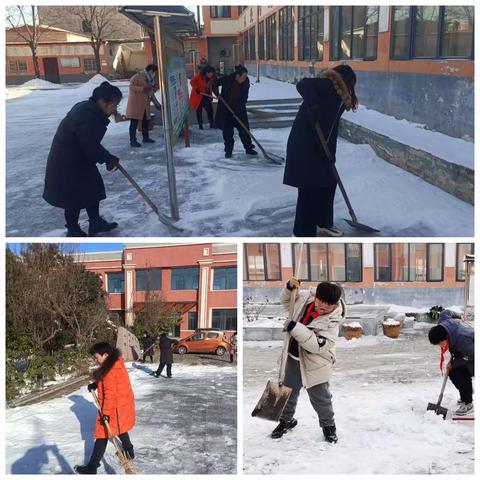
top-left (280, 356), bottom-right (335, 427)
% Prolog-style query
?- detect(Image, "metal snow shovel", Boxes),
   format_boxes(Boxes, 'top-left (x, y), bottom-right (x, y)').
top-left (251, 244), bottom-right (305, 421)
top-left (90, 390), bottom-right (135, 474)
top-left (427, 371), bottom-right (449, 420)
top-left (201, 92), bottom-right (284, 165)
top-left (117, 164), bottom-right (184, 233)
top-left (314, 121), bottom-right (380, 234)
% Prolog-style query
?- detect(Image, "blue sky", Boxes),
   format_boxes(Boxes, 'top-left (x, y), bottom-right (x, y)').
top-left (7, 243), bottom-right (124, 255)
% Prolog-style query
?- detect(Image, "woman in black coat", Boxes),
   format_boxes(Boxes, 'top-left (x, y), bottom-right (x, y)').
top-left (43, 81), bottom-right (122, 237)
top-left (154, 333), bottom-right (177, 378)
top-left (214, 65), bottom-right (257, 159)
top-left (284, 65), bottom-right (358, 237)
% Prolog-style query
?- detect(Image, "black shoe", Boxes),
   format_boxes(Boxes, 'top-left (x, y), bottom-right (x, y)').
top-left (65, 224), bottom-right (88, 237)
top-left (225, 152), bottom-right (232, 159)
top-left (271, 418), bottom-right (298, 439)
top-left (246, 148), bottom-right (258, 156)
top-left (153, 372), bottom-right (160, 378)
top-left (74, 464), bottom-right (98, 474)
top-left (142, 138), bottom-right (155, 143)
top-left (130, 140), bottom-right (142, 148)
top-left (88, 217), bottom-right (118, 236)
top-left (123, 446), bottom-right (135, 460)
top-left (199, 124), bottom-right (204, 130)
top-left (322, 425), bottom-right (338, 443)
top-left (209, 123), bottom-right (215, 129)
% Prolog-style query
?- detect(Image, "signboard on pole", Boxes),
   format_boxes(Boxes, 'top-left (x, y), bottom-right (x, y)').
top-left (166, 55), bottom-right (190, 143)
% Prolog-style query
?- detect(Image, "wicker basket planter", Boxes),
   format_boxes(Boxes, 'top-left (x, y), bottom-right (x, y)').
top-left (382, 319), bottom-right (401, 338)
top-left (344, 322), bottom-right (364, 340)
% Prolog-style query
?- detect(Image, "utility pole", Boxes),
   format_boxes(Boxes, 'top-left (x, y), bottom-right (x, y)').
top-left (256, 5), bottom-right (260, 82)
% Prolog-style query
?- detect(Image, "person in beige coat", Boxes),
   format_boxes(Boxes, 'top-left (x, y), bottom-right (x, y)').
top-left (126, 64), bottom-right (158, 147)
top-left (271, 279), bottom-right (345, 443)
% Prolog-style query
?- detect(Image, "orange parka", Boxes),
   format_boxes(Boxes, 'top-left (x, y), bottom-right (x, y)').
top-left (94, 356), bottom-right (135, 439)
top-left (189, 72), bottom-right (215, 110)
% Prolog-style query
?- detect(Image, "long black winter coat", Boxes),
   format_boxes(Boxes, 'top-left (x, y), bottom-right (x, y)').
top-left (159, 335), bottom-right (176, 364)
top-left (143, 335), bottom-right (154, 353)
top-left (43, 100), bottom-right (116, 210)
top-left (284, 72), bottom-right (349, 189)
top-left (213, 73), bottom-right (250, 130)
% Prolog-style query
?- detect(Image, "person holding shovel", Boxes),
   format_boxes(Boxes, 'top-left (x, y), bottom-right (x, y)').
top-left (213, 64), bottom-right (257, 159)
top-left (271, 278), bottom-right (345, 443)
top-left (74, 342), bottom-right (135, 474)
top-left (153, 333), bottom-right (178, 378)
top-left (141, 333), bottom-right (155, 363)
top-left (284, 65), bottom-right (358, 237)
top-left (428, 310), bottom-right (474, 416)
top-left (190, 65), bottom-right (216, 129)
top-left (43, 81), bottom-right (122, 237)
top-left (126, 64), bottom-right (158, 147)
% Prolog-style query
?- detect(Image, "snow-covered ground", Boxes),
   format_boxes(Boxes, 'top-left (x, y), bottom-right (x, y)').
top-left (6, 362), bottom-right (237, 474)
top-left (6, 75), bottom-right (473, 236)
top-left (243, 330), bottom-right (474, 474)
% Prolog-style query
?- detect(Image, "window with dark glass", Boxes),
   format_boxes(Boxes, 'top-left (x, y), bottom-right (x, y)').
top-left (83, 58), bottom-right (97, 71)
top-left (213, 267), bottom-right (237, 290)
top-left (249, 26), bottom-right (256, 60)
top-left (298, 6), bottom-right (325, 61)
top-left (107, 272), bottom-right (124, 293)
top-left (279, 7), bottom-right (294, 60)
top-left (171, 267), bottom-right (199, 290)
top-left (136, 269), bottom-right (162, 291)
top-left (210, 6), bottom-right (231, 19)
top-left (188, 312), bottom-right (198, 330)
top-left (212, 309), bottom-right (237, 330)
top-left (245, 244), bottom-right (281, 281)
top-left (391, 6), bottom-right (474, 59)
top-left (242, 31), bottom-right (249, 61)
top-left (259, 21), bottom-right (265, 60)
top-left (456, 243), bottom-right (474, 281)
top-left (375, 244), bottom-right (444, 282)
top-left (266, 14), bottom-right (277, 60)
top-left (9, 60), bottom-right (28, 73)
top-left (330, 6), bottom-right (378, 60)
top-left (293, 244), bottom-right (362, 282)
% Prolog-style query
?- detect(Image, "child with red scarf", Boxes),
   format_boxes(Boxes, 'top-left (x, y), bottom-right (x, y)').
top-left (271, 279), bottom-right (345, 443)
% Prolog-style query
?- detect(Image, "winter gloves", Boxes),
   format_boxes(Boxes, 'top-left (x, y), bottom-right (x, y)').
top-left (87, 382), bottom-right (98, 392)
top-left (287, 276), bottom-right (301, 291)
top-left (106, 156), bottom-right (120, 171)
top-left (100, 415), bottom-right (110, 425)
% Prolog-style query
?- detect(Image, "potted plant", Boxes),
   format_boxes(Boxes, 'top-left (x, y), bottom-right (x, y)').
top-left (343, 321), bottom-right (363, 340)
top-left (382, 318), bottom-right (401, 338)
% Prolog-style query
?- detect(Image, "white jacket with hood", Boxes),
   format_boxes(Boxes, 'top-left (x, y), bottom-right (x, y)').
top-left (279, 286), bottom-right (346, 388)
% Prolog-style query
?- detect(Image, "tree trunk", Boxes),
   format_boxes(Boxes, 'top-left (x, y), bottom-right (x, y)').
top-left (30, 45), bottom-right (41, 78)
top-left (94, 44), bottom-right (102, 74)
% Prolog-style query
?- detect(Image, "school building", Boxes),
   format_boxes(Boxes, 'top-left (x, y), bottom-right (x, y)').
top-left (244, 243), bottom-right (474, 307)
top-left (73, 243), bottom-right (237, 337)
top-left (189, 5), bottom-right (473, 138)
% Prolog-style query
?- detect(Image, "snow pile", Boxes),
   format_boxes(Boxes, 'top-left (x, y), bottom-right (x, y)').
top-left (21, 78), bottom-right (60, 90)
top-left (383, 318), bottom-right (401, 326)
top-left (344, 322), bottom-right (363, 329)
top-left (343, 105), bottom-right (473, 169)
top-left (74, 74), bottom-right (111, 98)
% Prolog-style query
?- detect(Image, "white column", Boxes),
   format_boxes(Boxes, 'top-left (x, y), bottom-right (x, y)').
top-left (125, 269), bottom-right (134, 326)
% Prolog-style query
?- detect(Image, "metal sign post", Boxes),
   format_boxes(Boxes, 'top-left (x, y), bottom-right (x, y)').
top-left (154, 15), bottom-right (180, 220)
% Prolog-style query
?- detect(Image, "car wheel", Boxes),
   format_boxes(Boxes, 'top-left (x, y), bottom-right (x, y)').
top-left (177, 346), bottom-right (187, 355)
top-left (215, 346), bottom-right (226, 356)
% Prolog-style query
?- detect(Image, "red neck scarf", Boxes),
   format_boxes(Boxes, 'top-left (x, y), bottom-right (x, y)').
top-left (439, 340), bottom-right (449, 371)
top-left (301, 302), bottom-right (320, 325)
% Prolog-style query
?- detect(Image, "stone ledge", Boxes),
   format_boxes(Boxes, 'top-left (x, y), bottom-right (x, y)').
top-left (339, 119), bottom-right (474, 205)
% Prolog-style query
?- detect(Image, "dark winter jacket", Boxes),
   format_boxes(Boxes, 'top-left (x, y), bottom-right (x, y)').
top-left (439, 310), bottom-right (474, 375)
top-left (143, 335), bottom-right (154, 354)
top-left (43, 100), bottom-right (116, 210)
top-left (213, 73), bottom-right (250, 130)
top-left (159, 335), bottom-right (177, 364)
top-left (283, 69), bottom-right (352, 189)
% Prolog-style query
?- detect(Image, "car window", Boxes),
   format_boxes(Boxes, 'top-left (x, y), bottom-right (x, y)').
top-left (207, 332), bottom-right (219, 339)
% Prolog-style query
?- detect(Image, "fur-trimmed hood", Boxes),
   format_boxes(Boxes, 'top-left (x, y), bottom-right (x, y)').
top-left (92, 347), bottom-right (121, 382)
top-left (320, 69), bottom-right (353, 111)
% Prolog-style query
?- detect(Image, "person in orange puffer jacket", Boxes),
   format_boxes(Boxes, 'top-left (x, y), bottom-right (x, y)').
top-left (190, 65), bottom-right (216, 129)
top-left (74, 342), bottom-right (136, 474)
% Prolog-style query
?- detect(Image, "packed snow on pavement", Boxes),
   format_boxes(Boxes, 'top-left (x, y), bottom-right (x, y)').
top-left (6, 75), bottom-right (473, 237)
top-left (243, 329), bottom-right (474, 474)
top-left (6, 362), bottom-right (237, 474)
